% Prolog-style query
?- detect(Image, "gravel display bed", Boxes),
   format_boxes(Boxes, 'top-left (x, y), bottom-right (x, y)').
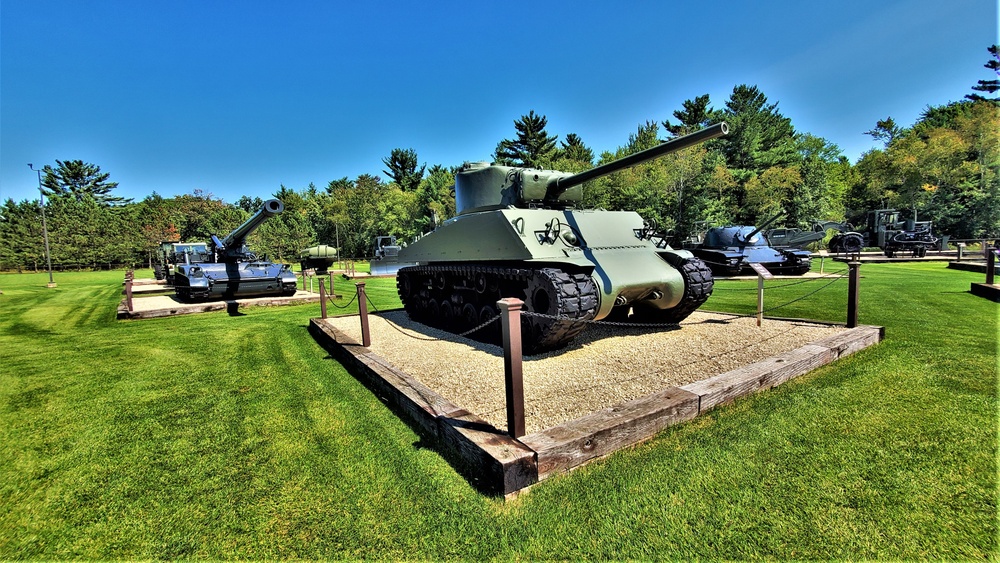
top-left (327, 310), bottom-right (847, 435)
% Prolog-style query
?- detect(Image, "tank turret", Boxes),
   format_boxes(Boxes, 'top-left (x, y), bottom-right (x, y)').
top-left (454, 123), bottom-right (728, 215)
top-left (395, 123), bottom-right (729, 354)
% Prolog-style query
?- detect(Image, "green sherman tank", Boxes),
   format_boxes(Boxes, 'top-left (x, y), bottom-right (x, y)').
top-left (395, 122), bottom-right (729, 354)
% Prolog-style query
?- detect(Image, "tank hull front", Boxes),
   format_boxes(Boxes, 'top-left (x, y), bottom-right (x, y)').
top-left (174, 262), bottom-right (298, 301)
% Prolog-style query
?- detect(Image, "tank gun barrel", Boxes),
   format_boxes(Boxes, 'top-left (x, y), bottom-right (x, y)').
top-left (549, 122), bottom-right (729, 200)
top-left (745, 211), bottom-right (785, 241)
top-left (214, 198), bottom-right (284, 259)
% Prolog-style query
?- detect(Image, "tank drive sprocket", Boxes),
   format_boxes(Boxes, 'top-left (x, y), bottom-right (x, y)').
top-left (397, 264), bottom-right (598, 354)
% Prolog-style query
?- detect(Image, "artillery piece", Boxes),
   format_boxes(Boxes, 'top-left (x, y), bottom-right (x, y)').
top-left (395, 123), bottom-right (728, 354)
top-left (173, 199), bottom-right (298, 301)
top-left (688, 212), bottom-right (812, 276)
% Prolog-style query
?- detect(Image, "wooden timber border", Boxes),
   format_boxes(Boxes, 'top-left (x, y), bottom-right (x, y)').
top-left (308, 316), bottom-right (883, 498)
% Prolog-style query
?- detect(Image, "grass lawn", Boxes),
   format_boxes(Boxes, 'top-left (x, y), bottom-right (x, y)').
top-left (0, 262), bottom-right (995, 559)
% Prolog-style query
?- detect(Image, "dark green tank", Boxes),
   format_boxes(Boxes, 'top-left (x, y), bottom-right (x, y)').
top-left (395, 123), bottom-right (729, 353)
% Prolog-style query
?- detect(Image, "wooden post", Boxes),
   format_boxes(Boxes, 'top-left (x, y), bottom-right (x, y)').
top-left (987, 246), bottom-right (996, 285)
top-left (330, 272), bottom-right (336, 298)
top-left (125, 274), bottom-right (134, 312)
top-left (357, 282), bottom-right (371, 347)
top-left (498, 297), bottom-right (526, 438)
top-left (318, 277), bottom-right (328, 319)
top-left (847, 260), bottom-right (860, 328)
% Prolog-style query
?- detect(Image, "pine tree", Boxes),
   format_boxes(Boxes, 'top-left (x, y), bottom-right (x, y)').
top-left (662, 94), bottom-right (717, 137)
top-left (493, 110), bottom-right (558, 168)
top-left (382, 148), bottom-right (426, 191)
top-left (40, 160), bottom-right (130, 205)
top-left (967, 44), bottom-right (1000, 103)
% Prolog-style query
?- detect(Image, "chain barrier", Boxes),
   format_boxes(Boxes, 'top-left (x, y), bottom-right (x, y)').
top-left (712, 267), bottom-right (849, 291)
top-left (521, 310), bottom-right (681, 330)
top-left (363, 292), bottom-right (500, 342)
top-left (714, 274), bottom-right (845, 318)
top-left (326, 291), bottom-right (358, 309)
top-left (337, 260), bottom-right (845, 343)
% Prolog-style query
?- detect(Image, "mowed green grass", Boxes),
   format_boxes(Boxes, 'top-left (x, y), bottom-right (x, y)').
top-left (0, 262), bottom-right (995, 559)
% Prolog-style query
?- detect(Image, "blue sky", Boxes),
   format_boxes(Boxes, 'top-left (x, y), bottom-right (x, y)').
top-left (1, 0), bottom-right (996, 204)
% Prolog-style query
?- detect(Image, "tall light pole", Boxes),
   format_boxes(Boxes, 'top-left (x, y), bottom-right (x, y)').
top-left (28, 163), bottom-right (56, 287)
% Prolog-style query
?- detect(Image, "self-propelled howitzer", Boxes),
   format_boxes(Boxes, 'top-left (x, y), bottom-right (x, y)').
top-left (173, 199), bottom-right (298, 301)
top-left (395, 122), bottom-right (728, 354)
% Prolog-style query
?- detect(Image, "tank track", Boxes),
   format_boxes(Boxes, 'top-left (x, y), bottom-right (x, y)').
top-left (632, 257), bottom-right (714, 323)
top-left (396, 264), bottom-right (598, 354)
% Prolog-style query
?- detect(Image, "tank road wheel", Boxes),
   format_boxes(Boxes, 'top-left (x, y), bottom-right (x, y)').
top-left (478, 305), bottom-right (500, 340)
top-left (633, 257), bottom-right (714, 324)
top-left (460, 303), bottom-right (479, 332)
top-left (440, 300), bottom-right (455, 329)
top-left (394, 264), bottom-right (597, 353)
top-left (426, 299), bottom-right (441, 326)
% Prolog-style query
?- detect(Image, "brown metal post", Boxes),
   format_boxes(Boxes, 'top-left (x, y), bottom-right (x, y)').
top-left (756, 274), bottom-right (765, 327)
top-left (318, 277), bottom-right (328, 319)
top-left (847, 261), bottom-right (860, 328)
top-left (498, 297), bottom-right (526, 438)
top-left (357, 282), bottom-right (371, 347)
top-left (987, 246), bottom-right (996, 285)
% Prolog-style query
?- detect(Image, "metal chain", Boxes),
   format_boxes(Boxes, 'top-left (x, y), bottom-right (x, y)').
top-left (363, 293), bottom-right (500, 341)
top-left (327, 291), bottom-right (357, 309)
top-left (713, 268), bottom-right (849, 291)
top-left (712, 274), bottom-right (844, 318)
top-left (347, 269), bottom-right (843, 341)
top-left (521, 310), bottom-right (681, 330)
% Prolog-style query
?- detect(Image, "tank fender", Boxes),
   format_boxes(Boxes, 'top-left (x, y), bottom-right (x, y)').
top-left (657, 249), bottom-right (695, 266)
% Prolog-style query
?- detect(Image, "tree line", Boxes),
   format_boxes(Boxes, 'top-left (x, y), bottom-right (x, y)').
top-left (2, 47), bottom-right (997, 272)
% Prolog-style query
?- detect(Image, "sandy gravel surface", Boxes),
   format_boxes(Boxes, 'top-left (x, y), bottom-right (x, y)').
top-left (326, 311), bottom-right (846, 434)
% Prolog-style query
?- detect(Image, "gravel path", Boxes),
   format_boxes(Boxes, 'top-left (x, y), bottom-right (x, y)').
top-left (326, 311), bottom-right (846, 434)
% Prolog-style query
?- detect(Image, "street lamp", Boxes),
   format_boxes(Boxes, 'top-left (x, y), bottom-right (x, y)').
top-left (28, 163), bottom-right (56, 287)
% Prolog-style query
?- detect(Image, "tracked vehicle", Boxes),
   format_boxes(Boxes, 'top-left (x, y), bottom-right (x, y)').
top-left (689, 212), bottom-right (812, 276)
top-left (173, 199), bottom-right (298, 301)
top-left (395, 123), bottom-right (728, 354)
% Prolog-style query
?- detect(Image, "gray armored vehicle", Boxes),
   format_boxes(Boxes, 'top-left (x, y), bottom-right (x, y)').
top-left (688, 212), bottom-right (813, 276)
top-left (173, 199), bottom-right (298, 301)
top-left (395, 123), bottom-right (728, 353)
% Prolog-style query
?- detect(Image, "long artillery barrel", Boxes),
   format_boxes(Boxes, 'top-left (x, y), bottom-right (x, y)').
top-left (744, 210), bottom-right (786, 241)
top-left (548, 122), bottom-right (729, 200)
top-left (214, 198), bottom-right (284, 258)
